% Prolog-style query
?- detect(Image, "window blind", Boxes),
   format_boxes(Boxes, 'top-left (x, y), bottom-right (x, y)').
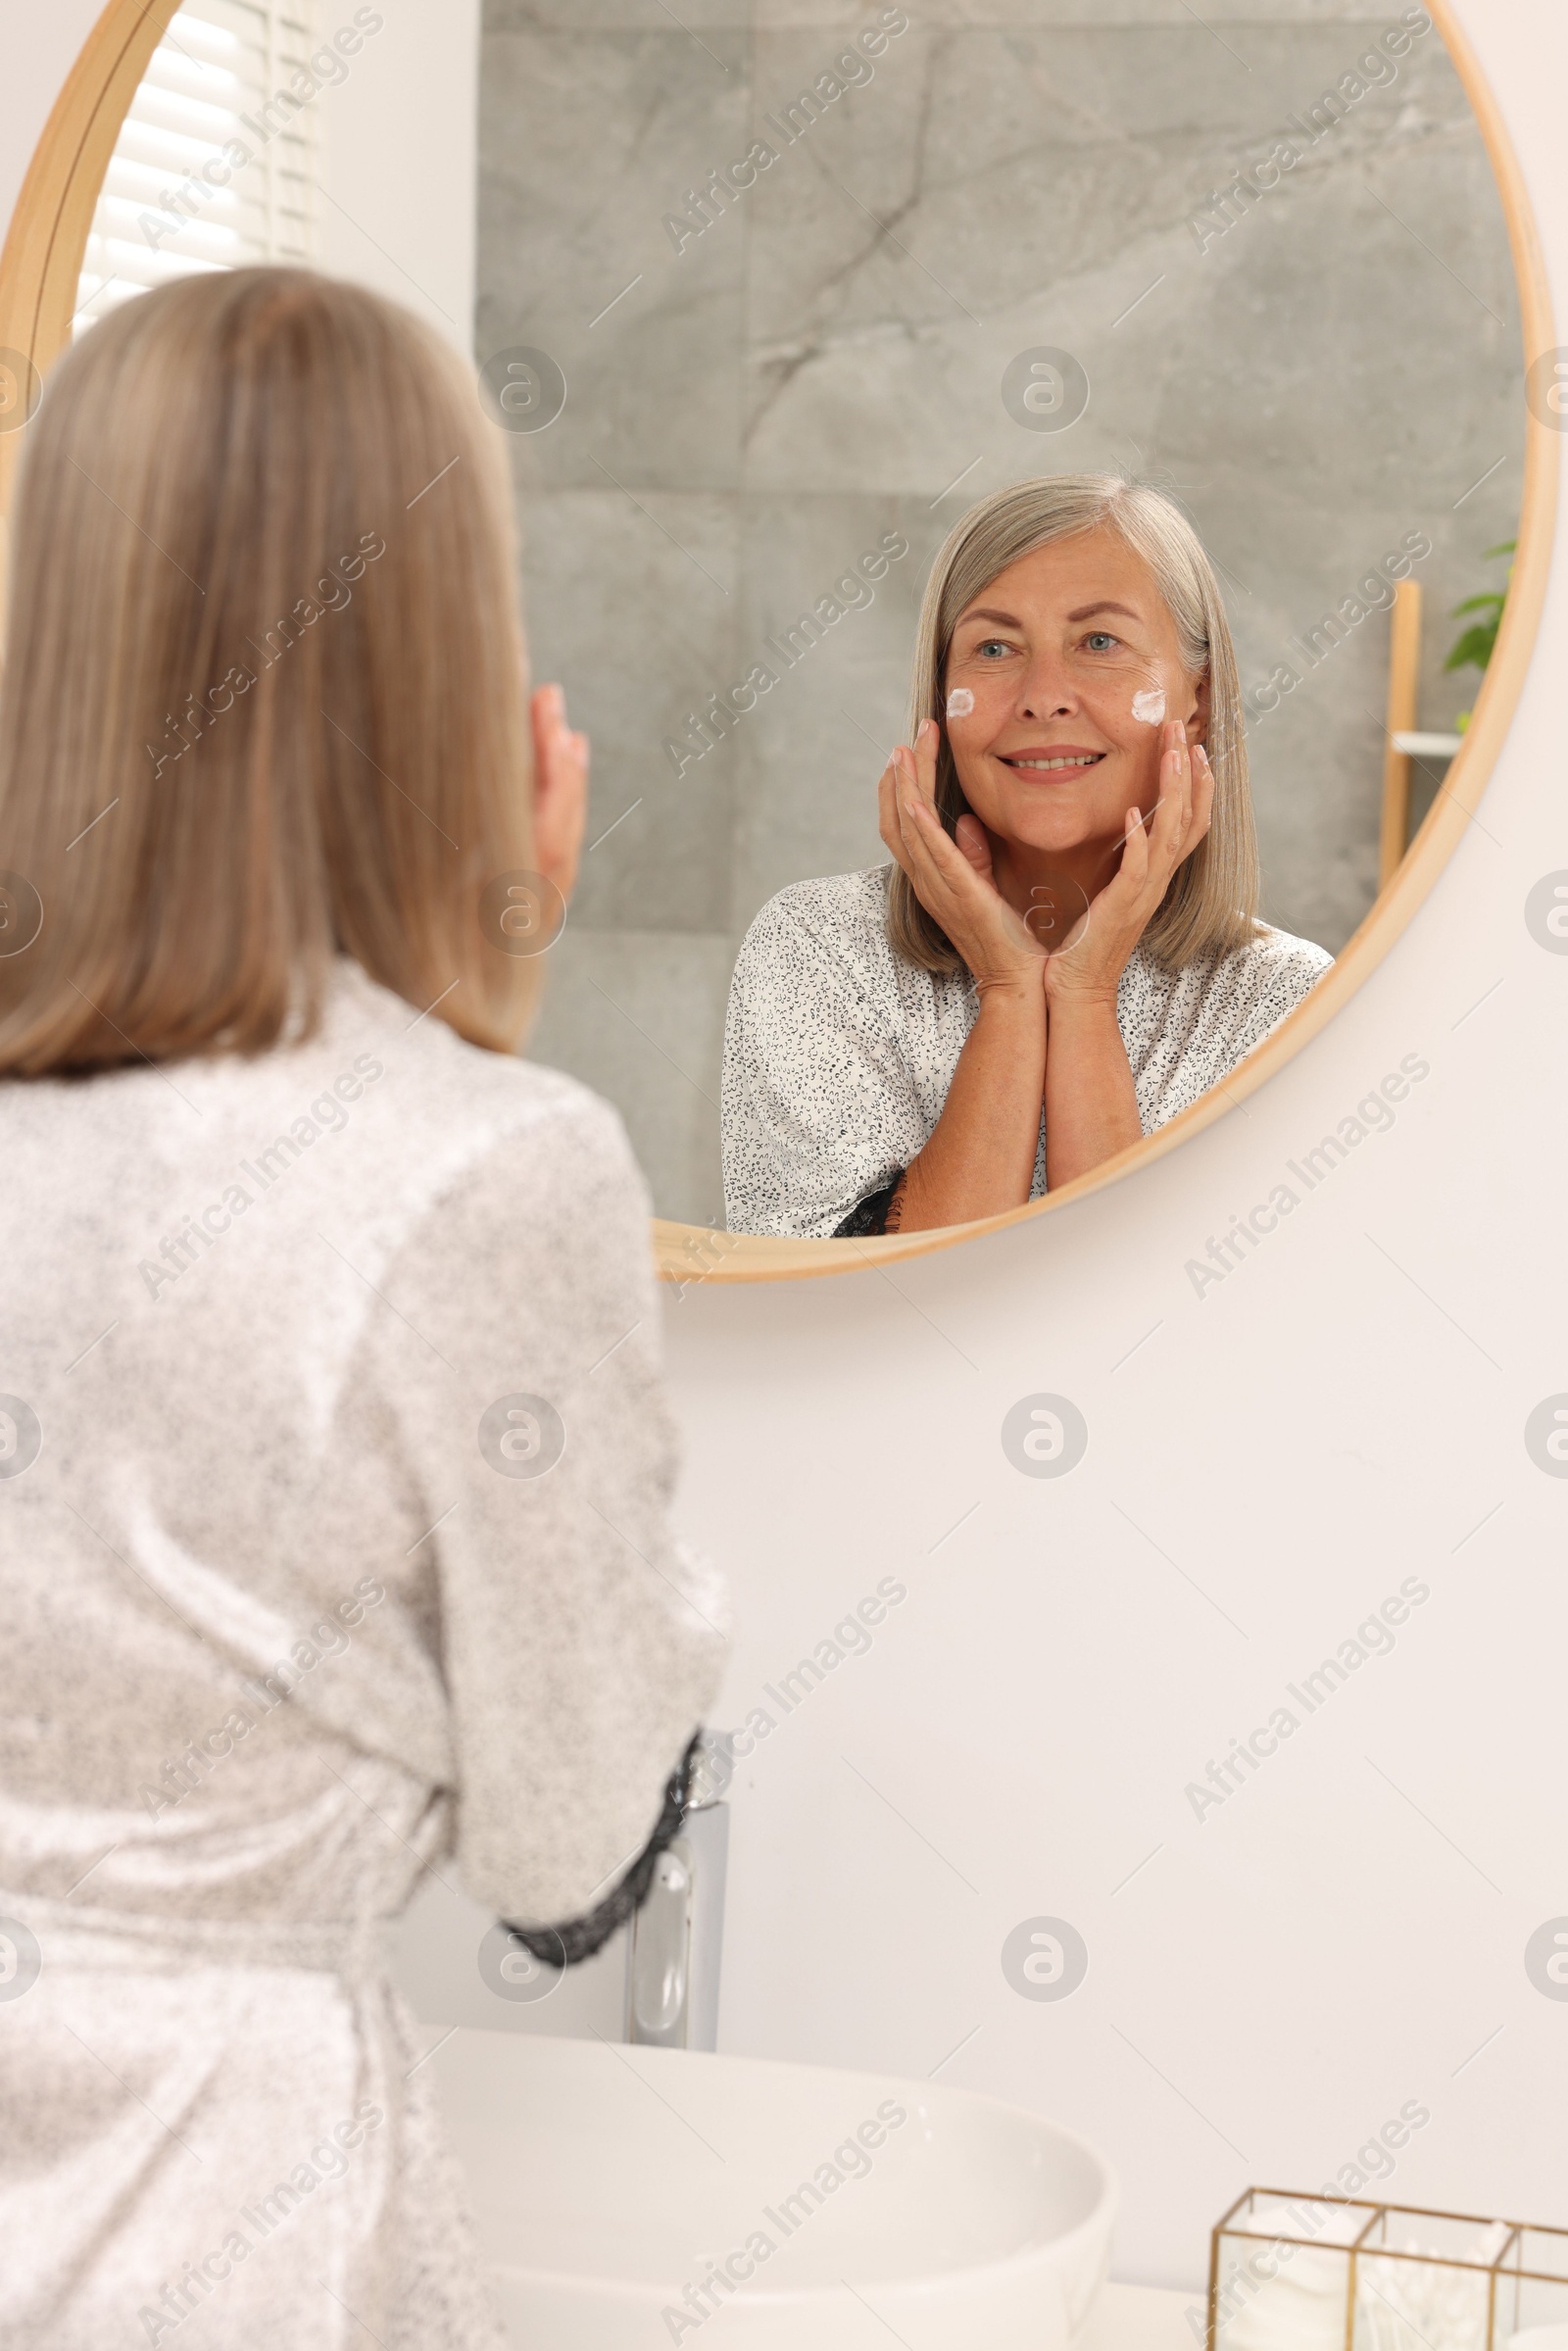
top-left (75, 0), bottom-right (318, 337)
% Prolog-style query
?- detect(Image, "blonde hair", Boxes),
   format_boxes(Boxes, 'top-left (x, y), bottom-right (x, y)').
top-left (888, 473), bottom-right (1261, 973)
top-left (0, 267), bottom-right (538, 1074)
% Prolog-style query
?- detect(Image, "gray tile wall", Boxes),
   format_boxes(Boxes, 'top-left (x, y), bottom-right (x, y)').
top-left (480, 2), bottom-right (1523, 1221)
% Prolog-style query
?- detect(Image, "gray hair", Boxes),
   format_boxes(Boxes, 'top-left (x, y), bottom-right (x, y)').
top-left (888, 473), bottom-right (1261, 973)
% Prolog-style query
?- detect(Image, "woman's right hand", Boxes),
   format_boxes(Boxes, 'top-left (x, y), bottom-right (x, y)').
top-left (878, 717), bottom-right (1046, 997)
top-left (531, 682), bottom-right (589, 906)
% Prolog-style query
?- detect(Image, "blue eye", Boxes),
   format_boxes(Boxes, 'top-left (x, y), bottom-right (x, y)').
top-left (976, 638), bottom-right (1011, 659)
top-left (1084, 630), bottom-right (1119, 653)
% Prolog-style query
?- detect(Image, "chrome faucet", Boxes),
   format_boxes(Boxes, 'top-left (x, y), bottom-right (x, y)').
top-left (626, 1735), bottom-right (730, 2051)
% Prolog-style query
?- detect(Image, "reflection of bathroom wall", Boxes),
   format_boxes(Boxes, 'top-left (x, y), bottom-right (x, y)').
top-left (478, 2), bottom-right (1521, 1221)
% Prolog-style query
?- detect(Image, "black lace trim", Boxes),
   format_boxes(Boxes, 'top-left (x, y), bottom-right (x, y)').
top-left (833, 1174), bottom-right (904, 1238)
top-left (500, 1729), bottom-right (702, 1969)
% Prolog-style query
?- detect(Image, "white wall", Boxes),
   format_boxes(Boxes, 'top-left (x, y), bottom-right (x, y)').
top-left (668, 0), bottom-right (1568, 2289)
top-left (4, 0), bottom-right (1565, 2300)
top-left (315, 0), bottom-right (478, 353)
top-left (0, 15), bottom-right (100, 248)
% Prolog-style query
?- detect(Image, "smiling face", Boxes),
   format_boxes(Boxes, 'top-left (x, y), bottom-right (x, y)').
top-left (943, 525), bottom-right (1209, 891)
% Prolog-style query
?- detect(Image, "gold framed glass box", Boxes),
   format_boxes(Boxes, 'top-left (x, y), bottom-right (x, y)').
top-left (1210, 2189), bottom-right (1568, 2351)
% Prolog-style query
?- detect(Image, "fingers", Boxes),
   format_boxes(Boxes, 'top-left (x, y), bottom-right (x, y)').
top-left (877, 752), bottom-right (916, 878)
top-left (912, 714), bottom-right (940, 809)
top-left (895, 747), bottom-right (949, 860)
top-left (884, 720), bottom-right (948, 852)
top-left (535, 684), bottom-right (589, 783)
top-left (1151, 720), bottom-right (1190, 851)
top-left (1054, 729), bottom-right (1212, 991)
top-left (880, 741), bottom-right (950, 890)
top-left (1151, 732), bottom-right (1215, 867)
top-left (895, 750), bottom-right (990, 916)
top-left (530, 683), bottom-right (589, 905)
top-left (1190, 741), bottom-right (1216, 846)
top-left (885, 736), bottom-right (1035, 979)
top-left (903, 718), bottom-right (988, 898)
top-left (531, 682), bottom-right (585, 777)
top-left (1118, 800), bottom-right (1151, 892)
top-left (954, 809), bottom-right (994, 881)
top-left (1127, 723), bottom-right (1207, 897)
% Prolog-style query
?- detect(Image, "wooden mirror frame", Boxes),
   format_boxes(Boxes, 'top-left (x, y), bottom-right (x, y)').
top-left (0, 0), bottom-right (1554, 1286)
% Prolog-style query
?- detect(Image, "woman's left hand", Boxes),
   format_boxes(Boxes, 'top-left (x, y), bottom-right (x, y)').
top-left (1044, 722), bottom-right (1213, 1007)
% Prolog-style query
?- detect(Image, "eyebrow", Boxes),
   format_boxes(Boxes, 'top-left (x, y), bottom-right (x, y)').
top-left (956, 599), bottom-right (1146, 629)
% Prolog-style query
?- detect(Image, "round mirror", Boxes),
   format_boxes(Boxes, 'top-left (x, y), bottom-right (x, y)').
top-left (5, 0), bottom-right (1550, 1283)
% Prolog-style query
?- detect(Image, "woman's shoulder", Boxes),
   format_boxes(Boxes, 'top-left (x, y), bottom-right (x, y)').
top-left (1, 956), bottom-right (624, 1171)
top-left (1219, 919), bottom-right (1333, 1018)
top-left (185, 961), bottom-right (643, 1264)
top-left (312, 967), bottom-right (657, 1300)
top-left (741, 865), bottom-right (893, 947)
top-left (1123, 920), bottom-right (1333, 1112)
top-left (1129, 919), bottom-right (1331, 1059)
top-left (2, 962), bottom-right (652, 1330)
top-left (1227, 919), bottom-right (1335, 985)
top-left (331, 959), bottom-right (634, 1163)
top-left (1140, 919), bottom-right (1330, 1003)
top-left (730, 866), bottom-right (901, 998)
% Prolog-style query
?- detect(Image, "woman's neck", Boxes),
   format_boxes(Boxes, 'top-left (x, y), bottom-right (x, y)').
top-left (986, 829), bottom-right (1126, 938)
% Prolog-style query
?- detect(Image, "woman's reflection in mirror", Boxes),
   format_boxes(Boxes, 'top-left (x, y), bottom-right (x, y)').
top-left (722, 477), bottom-right (1332, 1238)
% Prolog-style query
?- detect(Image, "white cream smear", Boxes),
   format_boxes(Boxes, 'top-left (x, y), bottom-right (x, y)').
top-left (946, 688), bottom-right (974, 718)
top-left (1131, 687), bottom-right (1166, 724)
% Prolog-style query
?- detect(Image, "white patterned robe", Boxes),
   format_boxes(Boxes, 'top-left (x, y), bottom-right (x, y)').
top-left (0, 961), bottom-right (726, 2348)
top-left (722, 866), bottom-right (1333, 1236)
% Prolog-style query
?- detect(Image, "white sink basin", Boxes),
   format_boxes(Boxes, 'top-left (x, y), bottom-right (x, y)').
top-left (432, 2031), bottom-right (1118, 2348)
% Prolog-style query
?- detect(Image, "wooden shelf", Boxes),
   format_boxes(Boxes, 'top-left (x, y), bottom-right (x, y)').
top-left (1392, 730), bottom-right (1463, 759)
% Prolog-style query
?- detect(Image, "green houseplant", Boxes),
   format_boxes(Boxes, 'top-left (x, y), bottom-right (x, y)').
top-left (1445, 540), bottom-right (1514, 731)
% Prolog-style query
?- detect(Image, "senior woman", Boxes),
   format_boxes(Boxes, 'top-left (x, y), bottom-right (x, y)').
top-left (722, 476), bottom-right (1332, 1237)
top-left (0, 269), bottom-right (724, 2347)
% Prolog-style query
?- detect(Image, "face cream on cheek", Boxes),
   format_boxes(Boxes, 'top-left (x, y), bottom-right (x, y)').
top-left (946, 688), bottom-right (974, 718)
top-left (1131, 687), bottom-right (1166, 725)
